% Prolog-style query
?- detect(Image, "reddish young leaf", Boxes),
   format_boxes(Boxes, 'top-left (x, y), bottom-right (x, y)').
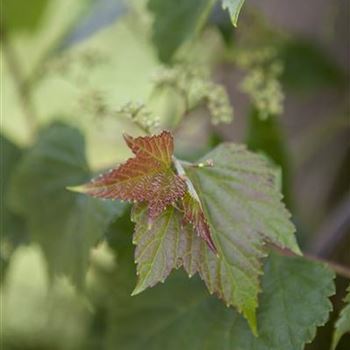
top-left (182, 192), bottom-right (217, 253)
top-left (123, 132), bottom-right (173, 168)
top-left (70, 131), bottom-right (186, 221)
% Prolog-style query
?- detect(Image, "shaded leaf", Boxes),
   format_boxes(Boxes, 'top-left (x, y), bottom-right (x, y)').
top-left (148, 0), bottom-right (215, 62)
top-left (185, 143), bottom-right (301, 330)
top-left (280, 38), bottom-right (348, 92)
top-left (332, 284), bottom-right (350, 350)
top-left (97, 229), bottom-right (334, 350)
top-left (221, 0), bottom-right (246, 27)
top-left (72, 131), bottom-right (186, 222)
top-left (8, 123), bottom-right (125, 287)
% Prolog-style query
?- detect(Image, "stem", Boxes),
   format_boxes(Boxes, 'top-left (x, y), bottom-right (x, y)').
top-left (303, 254), bottom-right (350, 279)
top-left (309, 193), bottom-right (350, 258)
top-left (271, 245), bottom-right (350, 279)
top-left (1, 28), bottom-right (37, 137)
top-left (172, 156), bottom-right (201, 204)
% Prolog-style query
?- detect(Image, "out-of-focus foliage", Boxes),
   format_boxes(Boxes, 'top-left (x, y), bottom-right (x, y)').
top-left (237, 49), bottom-right (284, 119)
top-left (148, 0), bottom-right (215, 63)
top-left (1, 246), bottom-right (89, 350)
top-left (279, 39), bottom-right (348, 92)
top-left (2, 0), bottom-right (50, 33)
top-left (221, 0), bottom-right (246, 26)
top-left (0, 135), bottom-right (27, 283)
top-left (8, 123), bottom-right (126, 287)
top-left (1, 0), bottom-right (157, 167)
top-left (153, 63), bottom-right (233, 125)
top-left (246, 109), bottom-right (292, 208)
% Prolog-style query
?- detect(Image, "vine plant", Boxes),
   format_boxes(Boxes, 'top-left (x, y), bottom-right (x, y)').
top-left (2, 0), bottom-right (350, 349)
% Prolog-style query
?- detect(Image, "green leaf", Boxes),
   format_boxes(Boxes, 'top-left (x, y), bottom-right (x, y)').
top-left (148, 0), bottom-right (215, 62)
top-left (2, 0), bottom-right (50, 33)
top-left (221, 0), bottom-right (246, 27)
top-left (185, 143), bottom-right (301, 330)
top-left (131, 205), bottom-right (193, 295)
top-left (131, 201), bottom-right (260, 334)
top-left (8, 123), bottom-right (125, 287)
top-left (128, 142), bottom-right (301, 333)
top-left (332, 284), bottom-right (350, 350)
top-left (98, 230), bottom-right (334, 350)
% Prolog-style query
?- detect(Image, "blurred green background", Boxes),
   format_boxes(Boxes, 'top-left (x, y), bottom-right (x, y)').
top-left (1, 0), bottom-right (349, 349)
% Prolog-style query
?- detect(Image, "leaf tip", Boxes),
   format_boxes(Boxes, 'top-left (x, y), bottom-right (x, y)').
top-left (243, 306), bottom-right (258, 337)
top-left (123, 132), bottom-right (133, 143)
top-left (248, 316), bottom-right (258, 337)
top-left (66, 185), bottom-right (88, 194)
top-left (291, 243), bottom-right (303, 256)
top-left (131, 284), bottom-right (145, 297)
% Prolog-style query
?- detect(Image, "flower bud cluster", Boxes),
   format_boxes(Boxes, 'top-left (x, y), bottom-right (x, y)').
top-left (153, 64), bottom-right (233, 125)
top-left (116, 102), bottom-right (160, 133)
top-left (235, 47), bottom-right (284, 119)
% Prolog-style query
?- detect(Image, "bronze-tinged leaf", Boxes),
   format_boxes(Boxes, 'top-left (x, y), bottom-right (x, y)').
top-left (70, 131), bottom-right (186, 221)
top-left (123, 131), bottom-right (173, 169)
top-left (182, 192), bottom-right (217, 253)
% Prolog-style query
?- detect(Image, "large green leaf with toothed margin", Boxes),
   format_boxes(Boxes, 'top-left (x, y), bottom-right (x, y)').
top-left (184, 143), bottom-right (301, 332)
top-left (94, 226), bottom-right (334, 350)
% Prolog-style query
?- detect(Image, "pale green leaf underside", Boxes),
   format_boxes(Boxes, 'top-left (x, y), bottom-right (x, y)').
top-left (8, 123), bottom-right (125, 287)
top-left (332, 284), bottom-right (350, 349)
top-left (105, 247), bottom-right (335, 350)
top-left (185, 143), bottom-right (301, 331)
top-left (222, 0), bottom-right (246, 26)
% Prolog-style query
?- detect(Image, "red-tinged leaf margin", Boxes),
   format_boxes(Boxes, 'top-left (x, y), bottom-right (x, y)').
top-left (182, 192), bottom-right (217, 253)
top-left (123, 131), bottom-right (173, 169)
top-left (69, 131), bottom-right (187, 221)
